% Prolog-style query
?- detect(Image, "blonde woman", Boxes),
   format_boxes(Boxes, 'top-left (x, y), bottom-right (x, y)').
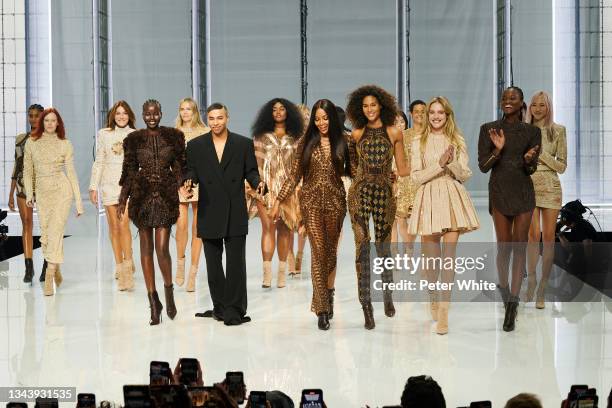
top-left (89, 100), bottom-right (137, 290)
top-left (409, 96), bottom-right (480, 335)
top-left (175, 98), bottom-right (210, 291)
top-left (525, 91), bottom-right (567, 309)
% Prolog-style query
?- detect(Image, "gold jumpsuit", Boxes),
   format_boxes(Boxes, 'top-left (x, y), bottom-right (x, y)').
top-left (23, 132), bottom-right (83, 264)
top-left (277, 138), bottom-right (346, 314)
top-left (348, 127), bottom-right (395, 306)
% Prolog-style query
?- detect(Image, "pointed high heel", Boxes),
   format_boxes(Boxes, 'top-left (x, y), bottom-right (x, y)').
top-left (175, 257), bottom-right (186, 287)
top-left (328, 288), bottom-right (335, 320)
top-left (24, 258), bottom-right (34, 283)
top-left (164, 284), bottom-right (177, 320)
top-left (148, 291), bottom-right (163, 325)
top-left (362, 303), bottom-right (375, 330)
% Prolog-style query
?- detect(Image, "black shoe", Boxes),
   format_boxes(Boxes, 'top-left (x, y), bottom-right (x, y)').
top-left (196, 309), bottom-right (224, 321)
top-left (383, 290), bottom-right (396, 317)
top-left (503, 297), bottom-right (519, 332)
top-left (328, 288), bottom-right (335, 320)
top-left (148, 291), bottom-right (163, 325)
top-left (362, 303), bottom-right (375, 330)
top-left (39, 260), bottom-right (47, 282)
top-left (24, 258), bottom-right (34, 283)
top-left (223, 315), bottom-right (251, 326)
top-left (164, 284), bottom-right (177, 320)
top-left (317, 313), bottom-right (330, 330)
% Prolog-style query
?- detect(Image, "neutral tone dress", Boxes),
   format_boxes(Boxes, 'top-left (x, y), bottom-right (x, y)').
top-left (12, 132), bottom-right (30, 198)
top-left (395, 128), bottom-right (419, 218)
top-left (89, 126), bottom-right (135, 206)
top-left (531, 123), bottom-right (567, 209)
top-left (252, 132), bottom-right (300, 229)
top-left (277, 137), bottom-right (346, 315)
top-left (408, 133), bottom-right (480, 236)
top-left (178, 125), bottom-right (209, 203)
top-left (23, 132), bottom-right (83, 264)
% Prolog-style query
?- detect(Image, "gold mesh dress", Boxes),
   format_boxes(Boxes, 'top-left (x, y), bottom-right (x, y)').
top-left (348, 127), bottom-right (395, 306)
top-left (277, 138), bottom-right (346, 314)
top-left (531, 124), bottom-right (567, 209)
top-left (252, 132), bottom-right (300, 229)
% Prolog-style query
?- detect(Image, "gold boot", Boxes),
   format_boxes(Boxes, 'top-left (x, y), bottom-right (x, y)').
top-left (175, 257), bottom-right (185, 287)
top-left (54, 265), bottom-right (63, 287)
top-left (436, 301), bottom-right (450, 335)
top-left (262, 261), bottom-right (272, 288)
top-left (44, 264), bottom-right (56, 296)
top-left (186, 265), bottom-right (198, 292)
top-left (277, 261), bottom-right (287, 288)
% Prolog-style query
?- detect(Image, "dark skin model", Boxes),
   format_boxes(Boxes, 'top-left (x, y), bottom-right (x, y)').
top-left (118, 103), bottom-right (173, 294)
top-left (490, 88), bottom-right (540, 297)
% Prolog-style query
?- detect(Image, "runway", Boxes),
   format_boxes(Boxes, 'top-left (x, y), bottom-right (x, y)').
top-left (1, 204), bottom-right (611, 407)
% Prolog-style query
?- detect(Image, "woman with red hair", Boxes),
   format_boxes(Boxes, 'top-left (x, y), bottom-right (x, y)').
top-left (23, 108), bottom-right (84, 296)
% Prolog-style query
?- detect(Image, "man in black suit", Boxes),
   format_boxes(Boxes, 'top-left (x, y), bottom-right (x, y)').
top-left (182, 103), bottom-right (264, 326)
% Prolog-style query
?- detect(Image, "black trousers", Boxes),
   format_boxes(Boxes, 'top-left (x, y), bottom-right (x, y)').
top-left (203, 235), bottom-right (247, 321)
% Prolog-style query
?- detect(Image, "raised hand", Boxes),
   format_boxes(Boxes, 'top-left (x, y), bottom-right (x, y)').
top-left (89, 190), bottom-right (98, 207)
top-left (489, 128), bottom-right (505, 151)
top-left (524, 145), bottom-right (540, 163)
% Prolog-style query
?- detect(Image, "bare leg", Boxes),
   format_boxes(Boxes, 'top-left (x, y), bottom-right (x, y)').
top-left (105, 205), bottom-right (125, 265)
top-left (276, 221), bottom-right (291, 262)
top-left (189, 202), bottom-right (203, 268)
top-left (118, 204), bottom-right (133, 263)
top-left (176, 203), bottom-right (189, 260)
top-left (537, 208), bottom-right (560, 307)
top-left (16, 196), bottom-right (34, 258)
top-left (510, 211), bottom-right (533, 296)
top-left (491, 208), bottom-right (514, 291)
top-left (139, 228), bottom-right (156, 293)
top-left (154, 227), bottom-right (173, 286)
top-left (257, 201), bottom-right (276, 261)
top-left (527, 207), bottom-right (542, 276)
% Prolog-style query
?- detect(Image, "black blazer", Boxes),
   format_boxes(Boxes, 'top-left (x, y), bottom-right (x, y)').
top-left (185, 131), bottom-right (261, 239)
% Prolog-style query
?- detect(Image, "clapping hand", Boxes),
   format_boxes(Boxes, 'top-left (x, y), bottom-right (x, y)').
top-left (438, 145), bottom-right (454, 167)
top-left (489, 128), bottom-right (505, 151)
top-left (524, 145), bottom-right (540, 164)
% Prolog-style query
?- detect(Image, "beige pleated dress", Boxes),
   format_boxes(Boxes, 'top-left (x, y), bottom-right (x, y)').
top-left (408, 133), bottom-right (480, 236)
top-left (23, 132), bottom-right (83, 263)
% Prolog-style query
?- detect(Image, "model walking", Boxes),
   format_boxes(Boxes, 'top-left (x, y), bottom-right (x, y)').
top-left (174, 97), bottom-right (210, 291)
top-left (9, 104), bottom-right (44, 283)
top-left (89, 100), bottom-right (136, 291)
top-left (272, 99), bottom-right (350, 330)
top-left (478, 86), bottom-right (541, 332)
top-left (345, 85), bottom-right (410, 330)
top-left (23, 108), bottom-right (84, 296)
top-left (118, 100), bottom-right (186, 325)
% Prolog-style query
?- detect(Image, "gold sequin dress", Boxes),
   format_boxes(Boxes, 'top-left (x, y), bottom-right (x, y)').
top-left (348, 126), bottom-right (396, 306)
top-left (252, 132), bottom-right (300, 229)
top-left (12, 132), bottom-right (30, 198)
top-left (277, 137), bottom-right (346, 314)
top-left (89, 126), bottom-right (135, 206)
top-left (23, 132), bottom-right (83, 264)
top-left (530, 123), bottom-right (567, 209)
top-left (178, 125), bottom-right (210, 203)
top-left (395, 128), bottom-right (419, 218)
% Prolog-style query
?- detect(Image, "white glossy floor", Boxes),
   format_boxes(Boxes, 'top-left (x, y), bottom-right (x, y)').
top-left (1, 204), bottom-right (611, 407)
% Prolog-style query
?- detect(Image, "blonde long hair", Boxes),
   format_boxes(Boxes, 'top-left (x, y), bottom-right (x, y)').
top-left (525, 90), bottom-right (554, 141)
top-left (420, 96), bottom-right (466, 156)
top-left (175, 97), bottom-right (208, 130)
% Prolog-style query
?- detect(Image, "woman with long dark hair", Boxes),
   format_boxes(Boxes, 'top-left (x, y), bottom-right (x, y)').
top-left (251, 98), bottom-right (304, 289)
top-left (89, 100), bottom-right (137, 291)
top-left (478, 86), bottom-right (541, 332)
top-left (271, 99), bottom-right (350, 330)
top-left (346, 85), bottom-right (410, 330)
top-left (118, 100), bottom-right (186, 325)
top-left (23, 108), bottom-right (84, 296)
top-left (9, 103), bottom-right (44, 283)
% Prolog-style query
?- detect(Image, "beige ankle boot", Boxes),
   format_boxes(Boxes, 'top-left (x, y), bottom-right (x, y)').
top-left (262, 261), bottom-right (272, 288)
top-left (436, 301), bottom-right (450, 335)
top-left (54, 265), bottom-right (63, 287)
top-left (175, 257), bottom-right (186, 286)
top-left (287, 251), bottom-right (296, 276)
top-left (117, 262), bottom-right (127, 291)
top-left (125, 257), bottom-right (136, 274)
top-left (186, 265), bottom-right (198, 292)
top-left (277, 261), bottom-right (287, 288)
top-left (429, 290), bottom-right (439, 321)
top-left (44, 264), bottom-right (56, 296)
top-left (124, 261), bottom-right (135, 291)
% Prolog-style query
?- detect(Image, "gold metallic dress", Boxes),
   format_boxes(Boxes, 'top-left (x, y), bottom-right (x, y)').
top-left (277, 138), bottom-right (346, 314)
top-left (394, 128), bottom-right (419, 218)
top-left (531, 123), bottom-right (567, 209)
top-left (23, 133), bottom-right (83, 264)
top-left (252, 132), bottom-right (300, 229)
top-left (348, 126), bottom-right (395, 306)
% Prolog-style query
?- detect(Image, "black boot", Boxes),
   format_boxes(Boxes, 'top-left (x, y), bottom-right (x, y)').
top-left (164, 284), bottom-right (177, 320)
top-left (23, 259), bottom-right (34, 283)
top-left (497, 284), bottom-right (511, 310)
top-left (39, 260), bottom-right (47, 282)
top-left (328, 288), bottom-right (335, 320)
top-left (383, 290), bottom-right (396, 317)
top-left (503, 296), bottom-right (519, 332)
top-left (362, 303), bottom-right (375, 330)
top-left (317, 313), bottom-right (330, 330)
top-left (148, 291), bottom-right (163, 325)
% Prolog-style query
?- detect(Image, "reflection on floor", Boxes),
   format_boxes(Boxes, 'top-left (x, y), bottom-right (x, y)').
top-left (1, 204), bottom-right (610, 407)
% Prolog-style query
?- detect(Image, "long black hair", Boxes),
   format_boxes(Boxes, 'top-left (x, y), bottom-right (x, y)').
top-left (251, 98), bottom-right (304, 139)
top-left (301, 99), bottom-right (350, 179)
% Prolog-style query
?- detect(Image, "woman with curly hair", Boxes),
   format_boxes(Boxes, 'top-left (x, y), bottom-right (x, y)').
top-left (346, 85), bottom-right (410, 330)
top-left (118, 99), bottom-right (187, 325)
top-left (89, 100), bottom-right (137, 291)
top-left (250, 98), bottom-right (304, 289)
